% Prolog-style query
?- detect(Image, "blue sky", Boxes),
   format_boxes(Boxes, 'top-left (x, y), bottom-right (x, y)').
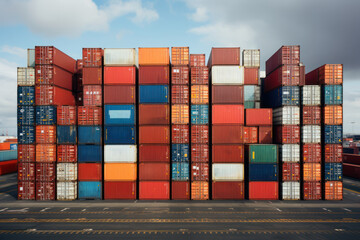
top-left (0, 0), bottom-right (359, 136)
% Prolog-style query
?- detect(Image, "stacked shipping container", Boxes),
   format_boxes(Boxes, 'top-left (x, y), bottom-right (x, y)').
top-left (243, 49), bottom-right (261, 109)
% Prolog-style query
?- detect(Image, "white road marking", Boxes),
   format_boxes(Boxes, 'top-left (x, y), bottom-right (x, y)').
top-left (60, 208), bottom-right (69, 212)
top-left (7, 208), bottom-right (28, 212)
top-left (81, 209), bottom-right (86, 212)
top-left (275, 208), bottom-right (282, 212)
top-left (0, 208), bottom-right (8, 212)
top-left (40, 208), bottom-right (50, 212)
top-left (323, 208), bottom-right (332, 212)
top-left (103, 208), bottom-right (109, 210)
top-left (343, 208), bottom-right (351, 212)
top-left (208, 208), bottom-right (213, 210)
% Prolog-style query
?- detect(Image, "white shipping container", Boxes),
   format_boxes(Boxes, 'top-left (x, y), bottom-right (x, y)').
top-left (212, 163), bottom-right (244, 181)
top-left (211, 66), bottom-right (244, 85)
top-left (282, 181), bottom-right (300, 200)
top-left (27, 49), bottom-right (35, 68)
top-left (17, 67), bottom-right (35, 86)
top-left (242, 49), bottom-right (260, 67)
top-left (302, 85), bottom-right (321, 105)
top-left (57, 181), bottom-right (77, 200)
top-left (273, 106), bottom-right (300, 125)
top-left (260, 70), bottom-right (266, 78)
top-left (279, 144), bottom-right (300, 162)
top-left (302, 125), bottom-right (321, 143)
top-left (104, 48), bottom-right (137, 66)
top-left (57, 163), bottom-right (77, 181)
top-left (104, 145), bottom-right (137, 163)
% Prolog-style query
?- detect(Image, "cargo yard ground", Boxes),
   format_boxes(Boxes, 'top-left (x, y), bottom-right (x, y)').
top-left (0, 173), bottom-right (359, 239)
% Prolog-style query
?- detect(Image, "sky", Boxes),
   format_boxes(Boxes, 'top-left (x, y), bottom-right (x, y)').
top-left (0, 0), bottom-right (359, 136)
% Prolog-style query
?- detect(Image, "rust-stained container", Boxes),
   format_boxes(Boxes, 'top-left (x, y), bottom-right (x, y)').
top-left (172, 181), bottom-right (190, 200)
top-left (212, 126), bottom-right (243, 144)
top-left (171, 105), bottom-right (189, 124)
top-left (249, 181), bottom-right (278, 200)
top-left (172, 125), bottom-right (189, 144)
top-left (306, 64), bottom-right (343, 85)
top-left (323, 105), bottom-right (343, 125)
top-left (35, 85), bottom-right (75, 106)
top-left (258, 126), bottom-right (273, 144)
top-left (36, 163), bottom-right (55, 181)
top-left (325, 181), bottom-right (343, 200)
top-left (191, 163), bottom-right (209, 181)
top-left (35, 65), bottom-right (74, 90)
top-left (82, 48), bottom-right (103, 67)
top-left (171, 66), bottom-right (189, 85)
top-left (244, 67), bottom-right (259, 85)
top-left (104, 66), bottom-right (136, 85)
top-left (246, 109), bottom-right (272, 126)
top-left (78, 163), bottom-right (102, 181)
top-left (303, 106), bottom-right (321, 125)
top-left (190, 54), bottom-right (205, 67)
top-left (104, 181), bottom-right (136, 200)
top-left (212, 145), bottom-right (244, 163)
top-left (303, 181), bottom-right (322, 200)
top-left (274, 125), bottom-right (300, 144)
top-left (264, 65), bottom-right (300, 92)
top-left (303, 163), bottom-right (321, 181)
top-left (139, 104), bottom-right (169, 125)
top-left (138, 48), bottom-right (169, 65)
top-left (104, 85), bottom-right (135, 104)
top-left (266, 45), bottom-right (300, 75)
top-left (191, 144), bottom-right (209, 163)
top-left (212, 85), bottom-right (244, 104)
top-left (57, 145), bottom-right (77, 162)
top-left (35, 46), bottom-right (76, 73)
top-left (303, 144), bottom-right (321, 163)
top-left (243, 127), bottom-right (258, 144)
top-left (212, 105), bottom-right (244, 125)
top-left (139, 66), bottom-right (169, 84)
top-left (191, 181), bottom-right (209, 200)
top-left (83, 85), bottom-right (102, 106)
top-left (83, 67), bottom-right (102, 85)
top-left (36, 126), bottom-right (56, 144)
top-left (282, 162), bottom-right (300, 181)
top-left (104, 163), bottom-right (137, 181)
top-left (139, 144), bottom-right (170, 162)
top-left (77, 106), bottom-right (102, 125)
top-left (171, 47), bottom-right (189, 65)
top-left (212, 181), bottom-right (244, 200)
top-left (139, 126), bottom-right (170, 144)
top-left (18, 144), bottom-right (35, 162)
top-left (208, 47), bottom-right (240, 66)
top-left (139, 163), bottom-right (170, 181)
top-left (171, 85), bottom-right (189, 104)
top-left (191, 125), bottom-right (209, 144)
top-left (191, 85), bottom-right (208, 104)
top-left (57, 106), bottom-right (76, 125)
top-left (324, 144), bottom-right (343, 163)
top-left (36, 144), bottom-right (56, 162)
top-left (18, 181), bottom-right (36, 200)
top-left (191, 67), bottom-right (209, 85)
top-left (139, 181), bottom-right (170, 200)
top-left (18, 162), bottom-right (35, 181)
top-left (36, 181), bottom-right (55, 200)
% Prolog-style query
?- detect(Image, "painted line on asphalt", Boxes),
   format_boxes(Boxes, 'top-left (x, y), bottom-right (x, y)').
top-left (344, 188), bottom-right (360, 194)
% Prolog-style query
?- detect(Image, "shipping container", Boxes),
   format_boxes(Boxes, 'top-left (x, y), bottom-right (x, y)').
top-left (0, 150), bottom-right (17, 162)
top-left (104, 85), bottom-right (136, 104)
top-left (259, 126), bottom-right (273, 144)
top-left (0, 160), bottom-right (17, 174)
top-left (191, 181), bottom-right (209, 200)
top-left (17, 106), bottom-right (35, 126)
top-left (18, 144), bottom-right (35, 162)
top-left (139, 144), bottom-right (170, 162)
top-left (274, 125), bottom-right (300, 144)
top-left (249, 164), bottom-right (278, 181)
top-left (36, 181), bottom-right (55, 200)
top-left (172, 85), bottom-right (189, 104)
top-left (190, 66), bottom-right (208, 85)
top-left (249, 181), bottom-right (278, 200)
top-left (306, 64), bottom-right (343, 85)
top-left (104, 163), bottom-right (137, 181)
top-left (171, 65), bottom-right (189, 85)
top-left (139, 85), bottom-right (169, 103)
top-left (104, 126), bottom-right (135, 144)
top-left (36, 46), bottom-right (76, 73)
top-left (139, 66), bottom-right (169, 84)
top-left (82, 48), bottom-right (103, 67)
top-left (190, 105), bottom-right (209, 124)
top-left (171, 181), bottom-right (190, 200)
top-left (212, 181), bottom-right (244, 200)
top-left (279, 144), bottom-right (300, 162)
top-left (172, 125), bottom-right (189, 144)
top-left (172, 162), bottom-right (189, 180)
top-left (191, 85), bottom-right (208, 104)
top-left (282, 181), bottom-right (300, 200)
top-left (191, 163), bottom-right (209, 181)
top-left (212, 145), bottom-right (243, 163)
top-left (303, 163), bottom-right (321, 181)
top-left (303, 181), bottom-right (322, 200)
top-left (212, 163), bottom-right (244, 181)
top-left (265, 86), bottom-right (300, 107)
top-left (244, 85), bottom-right (261, 102)
top-left (273, 106), bottom-right (300, 125)
top-left (35, 106), bottom-right (56, 125)
top-left (17, 67), bottom-right (35, 86)
top-left (264, 65), bottom-right (300, 92)
top-left (35, 65), bottom-right (73, 90)
top-left (139, 163), bottom-right (170, 180)
top-left (57, 163), bottom-right (77, 181)
top-left (324, 163), bottom-right (342, 180)
top-left (57, 125), bottom-right (77, 144)
top-left (211, 66), bottom-right (244, 85)
top-left (83, 85), bottom-right (102, 106)
top-left (322, 85), bottom-right (343, 105)
top-left (212, 105), bottom-right (244, 125)
top-left (323, 105), bottom-right (343, 125)
top-left (78, 145), bottom-right (102, 163)
top-left (18, 86), bottom-right (35, 105)
top-left (302, 85), bottom-right (321, 105)
top-left (325, 181), bottom-right (342, 200)
top-left (36, 144), bottom-right (56, 162)
top-left (191, 144), bottom-right (209, 163)
top-left (302, 106), bottom-right (321, 125)
top-left (104, 145), bottom-right (137, 163)
top-left (212, 85), bottom-right (244, 104)
top-left (190, 54), bottom-right (205, 67)
top-left (104, 66), bottom-right (136, 85)
top-left (191, 125), bottom-right (209, 144)
top-left (244, 101), bottom-right (260, 109)
top-left (77, 106), bottom-right (102, 125)
top-left (248, 144), bottom-right (278, 163)
top-left (57, 181), bottom-right (77, 200)
top-left (78, 181), bottom-right (102, 199)
top-left (212, 125), bottom-right (243, 144)
top-left (35, 85), bottom-right (75, 106)
top-left (324, 125), bottom-right (342, 144)
top-left (18, 181), bottom-right (36, 200)
top-left (171, 47), bottom-right (189, 65)
top-left (104, 105), bottom-right (135, 125)
top-left (282, 163), bottom-right (300, 181)
top-left (139, 181), bottom-right (170, 200)
top-left (266, 45), bottom-right (300, 75)
top-left (18, 126), bottom-right (35, 144)
top-left (82, 67), bottom-right (102, 85)
top-left (36, 125), bottom-right (56, 144)
top-left (244, 68), bottom-right (259, 85)
top-left (171, 144), bottom-right (189, 162)
top-left (104, 48), bottom-right (136, 66)
top-left (303, 144), bottom-right (321, 163)
top-left (208, 47), bottom-right (240, 66)
top-left (57, 145), bottom-right (77, 162)
top-left (78, 126), bottom-right (102, 144)
top-left (27, 49), bottom-right (35, 68)
top-left (57, 106), bottom-right (76, 125)
top-left (139, 104), bottom-right (169, 125)
top-left (324, 144), bottom-right (342, 163)
top-left (36, 162), bottom-right (55, 181)
top-left (171, 105), bottom-right (189, 124)
top-left (245, 109), bottom-right (272, 126)
top-left (302, 125), bottom-right (321, 143)
top-left (78, 163), bottom-right (102, 180)
top-left (18, 162), bottom-right (35, 181)
top-left (242, 49), bottom-right (260, 67)
top-left (104, 181), bottom-right (136, 200)
top-left (138, 48), bottom-right (169, 65)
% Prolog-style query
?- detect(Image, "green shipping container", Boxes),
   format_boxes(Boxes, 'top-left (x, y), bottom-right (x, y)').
top-left (249, 144), bottom-right (278, 163)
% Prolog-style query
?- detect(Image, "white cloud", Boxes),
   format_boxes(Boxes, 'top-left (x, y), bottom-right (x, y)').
top-left (1, 45), bottom-right (27, 59)
top-left (190, 7), bottom-right (208, 22)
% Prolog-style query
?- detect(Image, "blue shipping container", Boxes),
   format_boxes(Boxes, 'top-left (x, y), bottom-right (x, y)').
top-left (78, 181), bottom-right (102, 199)
top-left (104, 105), bottom-right (135, 125)
top-left (139, 85), bottom-right (169, 103)
top-left (323, 85), bottom-right (343, 105)
top-left (104, 126), bottom-right (135, 144)
top-left (78, 126), bottom-right (102, 144)
top-left (265, 86), bottom-right (300, 108)
top-left (36, 106), bottom-right (56, 125)
top-left (78, 145), bottom-right (102, 163)
top-left (57, 125), bottom-right (77, 144)
top-left (0, 150), bottom-right (17, 161)
top-left (17, 126), bottom-right (35, 144)
top-left (324, 125), bottom-right (342, 144)
top-left (17, 105), bottom-right (35, 126)
top-left (171, 144), bottom-right (189, 162)
top-left (244, 85), bottom-right (260, 101)
top-left (172, 162), bottom-right (189, 181)
top-left (18, 86), bottom-right (35, 105)
top-left (249, 164), bottom-right (278, 181)
top-left (10, 144), bottom-right (17, 150)
top-left (191, 105), bottom-right (209, 124)
top-left (325, 163), bottom-right (342, 181)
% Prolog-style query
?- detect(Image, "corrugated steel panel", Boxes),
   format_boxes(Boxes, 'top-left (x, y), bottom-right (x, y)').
top-left (139, 181), bottom-right (170, 200)
top-left (18, 126), bottom-right (35, 144)
top-left (273, 106), bottom-right (300, 125)
top-left (302, 106), bottom-right (321, 125)
top-left (324, 163), bottom-right (342, 180)
top-left (212, 85), bottom-right (244, 104)
top-left (138, 48), bottom-right (169, 65)
top-left (18, 86), bottom-right (35, 105)
top-left (139, 85), bottom-right (169, 103)
top-left (78, 145), bottom-right (102, 163)
top-left (244, 85), bottom-right (260, 101)
top-left (104, 145), bottom-right (137, 163)
top-left (17, 106), bottom-right (35, 126)
top-left (57, 163), bottom-right (77, 181)
top-left (323, 105), bottom-right (343, 125)
top-left (172, 85), bottom-right (189, 104)
top-left (191, 105), bottom-right (208, 124)
top-left (171, 47), bottom-right (189, 65)
top-left (249, 181), bottom-right (278, 200)
top-left (265, 86), bottom-right (300, 107)
top-left (27, 49), bottom-right (35, 68)
top-left (104, 48), bottom-right (136, 66)
top-left (139, 66), bottom-right (169, 84)
top-left (249, 144), bottom-right (278, 163)
top-left (242, 49), bottom-right (260, 67)
top-left (302, 85), bottom-right (321, 105)
top-left (171, 162), bottom-right (189, 181)
top-left (171, 104), bottom-right (189, 124)
top-left (212, 105), bottom-right (244, 125)
top-left (212, 163), bottom-right (244, 181)
top-left (282, 182), bottom-right (300, 200)
top-left (191, 181), bottom-right (209, 200)
top-left (17, 67), bottom-right (35, 86)
top-left (191, 144), bottom-right (209, 163)
top-left (324, 125), bottom-right (342, 144)
top-left (266, 45), bottom-right (300, 75)
top-left (279, 144), bottom-right (300, 162)
top-left (303, 163), bottom-right (321, 181)
top-left (57, 126), bottom-right (77, 144)
top-left (78, 126), bottom-right (102, 144)
top-left (104, 105), bottom-right (135, 125)
top-left (104, 163), bottom-right (137, 181)
top-left (249, 164), bottom-right (278, 181)
top-left (57, 181), bottom-right (77, 200)
top-left (78, 181), bottom-right (102, 199)
top-left (191, 85), bottom-right (208, 104)
top-left (211, 66), bottom-right (244, 85)
top-left (212, 181), bottom-right (244, 200)
top-left (171, 144), bottom-right (189, 162)
top-left (323, 85), bottom-right (343, 105)
top-left (325, 181), bottom-right (342, 200)
top-left (104, 126), bottom-right (136, 144)
top-left (208, 47), bottom-right (240, 66)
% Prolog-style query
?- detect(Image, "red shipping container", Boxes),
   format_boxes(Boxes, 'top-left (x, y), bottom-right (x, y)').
top-left (76, 59), bottom-right (83, 72)
top-left (139, 163), bottom-right (170, 181)
top-left (35, 85), bottom-right (75, 106)
top-left (264, 65), bottom-right (300, 92)
top-left (35, 65), bottom-right (74, 90)
top-left (249, 181), bottom-right (278, 200)
top-left (282, 162), bottom-right (300, 181)
top-left (324, 144), bottom-right (343, 163)
top-left (76, 91), bottom-right (83, 106)
top-left (57, 106), bottom-right (76, 125)
top-left (212, 145), bottom-right (244, 163)
top-left (139, 126), bottom-right (170, 144)
top-left (104, 181), bottom-right (136, 200)
top-left (303, 106), bottom-right (321, 125)
top-left (83, 85), bottom-right (102, 106)
top-left (36, 126), bottom-right (56, 144)
top-left (18, 162), bottom-right (35, 181)
top-left (266, 45), bottom-right (300, 75)
top-left (191, 163), bottom-right (209, 181)
top-left (36, 181), bottom-right (55, 200)
top-left (104, 66), bottom-right (136, 85)
top-left (259, 126), bottom-right (273, 144)
top-left (299, 65), bottom-right (305, 86)
top-left (212, 105), bottom-right (244, 125)
top-left (18, 181), bottom-right (36, 200)
top-left (172, 125), bottom-right (189, 144)
top-left (191, 125), bottom-right (209, 144)
top-left (244, 67), bottom-right (259, 85)
top-left (208, 47), bottom-right (240, 66)
top-left (212, 125), bottom-right (243, 144)
top-left (82, 67), bottom-right (102, 85)
top-left (18, 144), bottom-right (35, 162)
top-left (274, 125), bottom-right (300, 144)
top-left (325, 181), bottom-right (343, 200)
top-left (35, 46), bottom-right (76, 73)
top-left (343, 163), bottom-right (360, 179)
top-left (78, 106), bottom-right (102, 125)
top-left (78, 163), bottom-right (102, 181)
top-left (190, 54), bottom-right (205, 67)
top-left (36, 162), bottom-right (55, 182)
top-left (171, 85), bottom-right (189, 104)
top-left (57, 145), bottom-right (77, 162)
top-left (139, 66), bottom-right (169, 84)
top-left (139, 104), bottom-right (169, 125)
top-left (343, 154), bottom-right (360, 165)
top-left (212, 85), bottom-right (244, 104)
top-left (191, 144), bottom-right (209, 163)
top-left (139, 144), bottom-right (170, 163)
top-left (190, 67), bottom-right (208, 85)
top-left (171, 181), bottom-right (190, 200)
top-left (243, 127), bottom-right (258, 144)
top-left (104, 85), bottom-right (135, 104)
top-left (82, 48), bottom-right (103, 67)
top-left (0, 160), bottom-right (17, 176)
top-left (305, 64), bottom-right (343, 85)
top-left (171, 66), bottom-right (189, 85)
top-left (303, 181), bottom-right (322, 200)
top-left (139, 181), bottom-right (170, 200)
top-left (303, 144), bottom-right (321, 163)
top-left (246, 109), bottom-right (272, 126)
top-left (212, 181), bottom-right (244, 200)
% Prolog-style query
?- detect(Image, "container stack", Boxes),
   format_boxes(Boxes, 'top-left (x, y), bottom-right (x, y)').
top-left (243, 49), bottom-right (261, 109)
top-left (190, 54), bottom-right (209, 200)
top-left (103, 49), bottom-right (137, 199)
top-left (210, 47), bottom-right (245, 199)
top-left (138, 48), bottom-right (170, 200)
top-left (78, 48), bottom-right (103, 200)
top-left (306, 64), bottom-right (343, 200)
top-left (170, 47), bottom-right (190, 200)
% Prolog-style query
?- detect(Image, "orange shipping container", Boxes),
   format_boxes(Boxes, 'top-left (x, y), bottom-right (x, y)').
top-left (212, 105), bottom-right (244, 125)
top-left (325, 181), bottom-right (343, 200)
top-left (36, 144), bottom-right (56, 162)
top-left (319, 64), bottom-right (343, 85)
top-left (138, 48), bottom-right (169, 65)
top-left (104, 163), bottom-right (137, 181)
top-left (36, 126), bottom-right (56, 144)
top-left (171, 105), bottom-right (189, 124)
top-left (191, 181), bottom-right (209, 200)
top-left (0, 143), bottom-right (11, 150)
top-left (171, 47), bottom-right (189, 65)
top-left (191, 85), bottom-right (209, 104)
top-left (303, 163), bottom-right (321, 181)
top-left (323, 105), bottom-right (343, 125)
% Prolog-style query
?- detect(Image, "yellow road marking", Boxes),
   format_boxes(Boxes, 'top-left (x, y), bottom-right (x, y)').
top-left (344, 188), bottom-right (360, 194)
